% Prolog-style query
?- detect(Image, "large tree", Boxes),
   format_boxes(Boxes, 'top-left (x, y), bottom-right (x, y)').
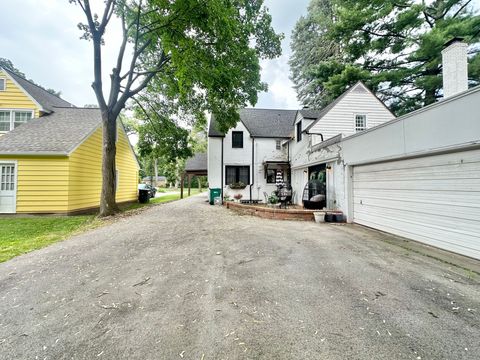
top-left (70, 0), bottom-right (282, 216)
top-left (290, 0), bottom-right (480, 114)
top-left (289, 0), bottom-right (341, 109)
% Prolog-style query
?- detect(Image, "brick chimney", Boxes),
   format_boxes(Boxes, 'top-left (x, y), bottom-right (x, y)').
top-left (441, 37), bottom-right (468, 98)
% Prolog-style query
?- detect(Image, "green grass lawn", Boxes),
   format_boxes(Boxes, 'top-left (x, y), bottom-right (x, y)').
top-left (0, 216), bottom-right (98, 263)
top-left (0, 189), bottom-right (207, 263)
top-left (126, 188), bottom-right (205, 210)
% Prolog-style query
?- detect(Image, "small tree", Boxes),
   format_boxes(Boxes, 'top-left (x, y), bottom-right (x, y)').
top-left (70, 0), bottom-right (282, 216)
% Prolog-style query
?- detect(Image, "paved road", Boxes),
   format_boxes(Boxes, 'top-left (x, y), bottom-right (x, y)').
top-left (0, 195), bottom-right (479, 360)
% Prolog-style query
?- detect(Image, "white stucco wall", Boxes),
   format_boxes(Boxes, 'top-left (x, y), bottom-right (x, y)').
top-left (208, 119), bottom-right (289, 201)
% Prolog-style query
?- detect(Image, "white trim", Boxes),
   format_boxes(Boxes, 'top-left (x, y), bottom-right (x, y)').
top-left (354, 113), bottom-right (367, 132)
top-left (290, 155), bottom-right (340, 170)
top-left (0, 77), bottom-right (6, 91)
top-left (0, 160), bottom-right (18, 214)
top-left (0, 67), bottom-right (46, 113)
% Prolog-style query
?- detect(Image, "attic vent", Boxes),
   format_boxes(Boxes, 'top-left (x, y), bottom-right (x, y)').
top-left (352, 85), bottom-right (367, 93)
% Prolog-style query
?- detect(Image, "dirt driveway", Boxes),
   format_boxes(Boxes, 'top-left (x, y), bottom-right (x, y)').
top-left (0, 194), bottom-right (479, 359)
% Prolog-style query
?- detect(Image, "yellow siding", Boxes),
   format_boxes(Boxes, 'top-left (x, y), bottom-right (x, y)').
top-left (0, 125), bottom-right (138, 214)
top-left (68, 125), bottom-right (139, 211)
top-left (0, 156), bottom-right (69, 213)
top-left (0, 70), bottom-right (40, 118)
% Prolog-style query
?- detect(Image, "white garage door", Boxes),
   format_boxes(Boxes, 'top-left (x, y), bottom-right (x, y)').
top-left (353, 149), bottom-right (480, 259)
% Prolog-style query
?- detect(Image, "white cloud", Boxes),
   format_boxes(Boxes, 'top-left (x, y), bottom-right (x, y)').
top-left (2, 0), bottom-right (310, 110)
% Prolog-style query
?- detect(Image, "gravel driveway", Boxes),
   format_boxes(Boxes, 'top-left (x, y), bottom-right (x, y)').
top-left (0, 194), bottom-right (479, 360)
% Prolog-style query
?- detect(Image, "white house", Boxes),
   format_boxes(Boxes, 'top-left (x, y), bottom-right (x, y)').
top-left (207, 38), bottom-right (480, 260)
top-left (207, 82), bottom-right (394, 204)
top-left (208, 109), bottom-right (295, 202)
top-left (288, 82), bottom-right (395, 210)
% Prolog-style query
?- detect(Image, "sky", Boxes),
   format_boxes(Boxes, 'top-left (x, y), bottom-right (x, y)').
top-left (1, 0), bottom-right (309, 111)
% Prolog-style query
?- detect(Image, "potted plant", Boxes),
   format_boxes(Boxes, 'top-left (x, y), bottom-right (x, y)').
top-left (233, 193), bottom-right (243, 202)
top-left (229, 182), bottom-right (247, 190)
top-left (268, 194), bottom-right (279, 207)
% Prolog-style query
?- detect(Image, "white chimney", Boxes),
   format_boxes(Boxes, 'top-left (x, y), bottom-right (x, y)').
top-left (441, 37), bottom-right (468, 98)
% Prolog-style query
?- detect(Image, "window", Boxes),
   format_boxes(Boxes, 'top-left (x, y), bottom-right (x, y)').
top-left (296, 121), bottom-right (302, 142)
top-left (276, 139), bottom-right (281, 150)
top-left (232, 131), bottom-right (243, 148)
top-left (0, 110), bottom-right (34, 132)
top-left (0, 78), bottom-right (5, 91)
top-left (355, 114), bottom-right (367, 132)
top-left (266, 169), bottom-right (284, 184)
top-left (225, 166), bottom-right (249, 185)
top-left (14, 111), bottom-right (33, 128)
top-left (0, 111), bottom-right (10, 132)
top-left (0, 164), bottom-right (15, 191)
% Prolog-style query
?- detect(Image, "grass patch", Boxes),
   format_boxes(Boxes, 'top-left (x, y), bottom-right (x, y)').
top-left (0, 216), bottom-right (100, 263)
top-left (0, 189), bottom-right (206, 263)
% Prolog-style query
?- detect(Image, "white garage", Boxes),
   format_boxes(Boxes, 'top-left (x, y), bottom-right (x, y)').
top-left (352, 149), bottom-right (480, 259)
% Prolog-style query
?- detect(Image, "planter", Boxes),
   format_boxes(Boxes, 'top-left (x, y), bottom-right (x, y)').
top-left (313, 211), bottom-right (325, 223)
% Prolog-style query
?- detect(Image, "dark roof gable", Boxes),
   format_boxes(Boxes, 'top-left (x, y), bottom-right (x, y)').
top-left (208, 109), bottom-right (298, 138)
top-left (1, 67), bottom-right (75, 112)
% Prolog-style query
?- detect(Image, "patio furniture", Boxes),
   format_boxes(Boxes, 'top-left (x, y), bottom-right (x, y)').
top-left (302, 180), bottom-right (326, 210)
top-left (277, 184), bottom-right (293, 209)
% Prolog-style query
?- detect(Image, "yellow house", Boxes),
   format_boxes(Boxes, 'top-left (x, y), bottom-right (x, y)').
top-left (0, 68), bottom-right (139, 214)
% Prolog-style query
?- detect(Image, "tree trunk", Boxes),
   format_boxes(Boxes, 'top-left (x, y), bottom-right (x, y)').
top-left (99, 112), bottom-right (120, 216)
top-left (154, 158), bottom-right (158, 188)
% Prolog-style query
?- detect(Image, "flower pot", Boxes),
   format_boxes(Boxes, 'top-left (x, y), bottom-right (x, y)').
top-left (313, 211), bottom-right (325, 223)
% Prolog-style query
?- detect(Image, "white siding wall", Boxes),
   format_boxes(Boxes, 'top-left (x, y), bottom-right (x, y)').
top-left (207, 137), bottom-right (222, 188)
top-left (309, 83), bottom-right (394, 144)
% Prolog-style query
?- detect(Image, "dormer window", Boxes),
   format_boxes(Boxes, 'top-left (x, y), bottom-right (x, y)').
top-left (276, 139), bottom-right (281, 150)
top-left (355, 114), bottom-right (367, 132)
top-left (0, 78), bottom-right (6, 91)
top-left (232, 131), bottom-right (243, 148)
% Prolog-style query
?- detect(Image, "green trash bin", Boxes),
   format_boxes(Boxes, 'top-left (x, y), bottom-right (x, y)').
top-left (209, 188), bottom-right (222, 205)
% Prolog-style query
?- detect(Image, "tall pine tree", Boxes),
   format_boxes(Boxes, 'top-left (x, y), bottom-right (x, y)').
top-left (290, 0), bottom-right (480, 115)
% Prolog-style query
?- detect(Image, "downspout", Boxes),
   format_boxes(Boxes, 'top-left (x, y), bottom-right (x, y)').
top-left (250, 137), bottom-right (254, 201)
top-left (287, 140), bottom-right (290, 184)
top-left (221, 137), bottom-right (224, 204)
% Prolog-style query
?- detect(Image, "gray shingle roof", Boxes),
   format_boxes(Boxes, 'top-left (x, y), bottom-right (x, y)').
top-left (299, 109), bottom-right (322, 119)
top-left (209, 109), bottom-right (298, 138)
top-left (185, 152), bottom-right (207, 172)
top-left (2, 68), bottom-right (75, 112)
top-left (0, 107), bottom-right (101, 155)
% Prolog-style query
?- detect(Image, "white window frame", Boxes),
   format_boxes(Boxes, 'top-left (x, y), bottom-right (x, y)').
top-left (0, 160), bottom-right (18, 214)
top-left (0, 77), bottom-right (6, 91)
top-left (0, 109), bottom-right (35, 133)
top-left (354, 114), bottom-right (367, 132)
top-left (275, 139), bottom-right (281, 150)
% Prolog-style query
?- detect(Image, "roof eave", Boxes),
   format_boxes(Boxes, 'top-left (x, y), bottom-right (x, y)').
top-left (0, 151), bottom-right (69, 156)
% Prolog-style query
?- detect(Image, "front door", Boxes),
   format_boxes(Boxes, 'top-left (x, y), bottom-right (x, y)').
top-left (0, 163), bottom-right (16, 213)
